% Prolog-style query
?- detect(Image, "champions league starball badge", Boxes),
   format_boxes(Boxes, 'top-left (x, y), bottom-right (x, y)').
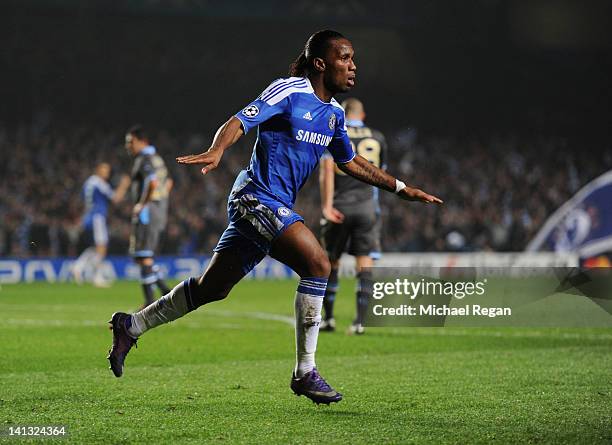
top-left (328, 113), bottom-right (336, 130)
top-left (242, 105), bottom-right (259, 118)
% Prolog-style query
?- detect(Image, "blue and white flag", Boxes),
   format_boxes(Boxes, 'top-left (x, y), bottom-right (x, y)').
top-left (526, 170), bottom-right (612, 258)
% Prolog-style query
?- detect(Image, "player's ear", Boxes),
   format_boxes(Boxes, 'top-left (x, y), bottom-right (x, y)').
top-left (313, 57), bottom-right (326, 73)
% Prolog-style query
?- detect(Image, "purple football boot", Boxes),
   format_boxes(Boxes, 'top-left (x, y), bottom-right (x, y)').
top-left (290, 368), bottom-right (342, 405)
top-left (107, 312), bottom-right (137, 377)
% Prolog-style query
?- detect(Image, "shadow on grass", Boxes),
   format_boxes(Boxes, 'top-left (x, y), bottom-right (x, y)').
top-left (299, 408), bottom-right (364, 417)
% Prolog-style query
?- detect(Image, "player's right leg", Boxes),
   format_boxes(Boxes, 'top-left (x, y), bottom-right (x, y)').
top-left (72, 247), bottom-right (95, 284)
top-left (91, 244), bottom-right (111, 288)
top-left (151, 264), bottom-right (171, 295)
top-left (129, 215), bottom-right (160, 307)
top-left (90, 214), bottom-right (109, 282)
top-left (72, 223), bottom-right (97, 284)
top-left (107, 248), bottom-right (249, 377)
top-left (346, 210), bottom-right (379, 335)
top-left (270, 222), bottom-right (342, 404)
top-left (320, 259), bottom-right (339, 332)
top-left (319, 218), bottom-right (350, 331)
top-left (136, 257), bottom-right (156, 306)
top-left (348, 255), bottom-right (374, 335)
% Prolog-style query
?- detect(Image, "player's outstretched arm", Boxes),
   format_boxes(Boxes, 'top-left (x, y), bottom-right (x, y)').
top-left (176, 116), bottom-right (244, 175)
top-left (111, 174), bottom-right (131, 205)
top-left (319, 157), bottom-right (344, 223)
top-left (338, 155), bottom-right (443, 204)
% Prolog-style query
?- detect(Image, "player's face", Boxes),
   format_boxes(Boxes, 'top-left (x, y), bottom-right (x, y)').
top-left (323, 38), bottom-right (356, 93)
top-left (97, 163), bottom-right (111, 180)
top-left (125, 134), bottom-right (136, 156)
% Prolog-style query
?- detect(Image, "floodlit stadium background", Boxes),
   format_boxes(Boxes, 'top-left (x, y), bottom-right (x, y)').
top-left (1, 0), bottom-right (611, 269)
top-left (1, 3), bottom-right (611, 444)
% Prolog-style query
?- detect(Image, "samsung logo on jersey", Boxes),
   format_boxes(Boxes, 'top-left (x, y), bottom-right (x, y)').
top-left (296, 130), bottom-right (332, 146)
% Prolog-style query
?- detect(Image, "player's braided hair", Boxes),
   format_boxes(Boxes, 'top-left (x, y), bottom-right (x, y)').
top-left (289, 30), bottom-right (345, 77)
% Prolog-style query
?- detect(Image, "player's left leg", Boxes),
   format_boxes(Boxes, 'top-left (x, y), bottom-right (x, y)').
top-left (73, 217), bottom-right (107, 284)
top-left (72, 247), bottom-right (96, 284)
top-left (131, 216), bottom-right (167, 305)
top-left (130, 248), bottom-right (249, 336)
top-left (350, 255), bottom-right (374, 335)
top-left (88, 214), bottom-right (111, 286)
top-left (108, 248), bottom-right (251, 378)
top-left (319, 218), bottom-right (350, 331)
top-left (320, 259), bottom-right (339, 332)
top-left (91, 244), bottom-right (111, 288)
top-left (137, 257), bottom-right (157, 306)
top-left (347, 211), bottom-right (379, 335)
top-left (151, 264), bottom-right (170, 294)
top-left (270, 222), bottom-right (342, 404)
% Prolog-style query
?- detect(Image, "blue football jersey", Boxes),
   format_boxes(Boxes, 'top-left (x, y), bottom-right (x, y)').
top-left (82, 175), bottom-right (114, 226)
top-left (233, 77), bottom-right (355, 208)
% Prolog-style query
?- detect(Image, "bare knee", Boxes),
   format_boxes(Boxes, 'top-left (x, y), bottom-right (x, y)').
top-left (191, 275), bottom-right (232, 304)
top-left (188, 251), bottom-right (246, 306)
top-left (302, 251), bottom-right (331, 278)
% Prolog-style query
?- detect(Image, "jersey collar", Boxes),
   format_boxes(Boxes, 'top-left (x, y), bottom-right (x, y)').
top-left (346, 119), bottom-right (364, 127)
top-left (304, 77), bottom-right (333, 104)
top-left (140, 145), bottom-right (156, 155)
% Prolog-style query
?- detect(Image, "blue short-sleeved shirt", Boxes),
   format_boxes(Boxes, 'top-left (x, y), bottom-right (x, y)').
top-left (233, 76), bottom-right (355, 208)
top-left (215, 77), bottom-right (355, 273)
top-left (82, 175), bottom-right (114, 228)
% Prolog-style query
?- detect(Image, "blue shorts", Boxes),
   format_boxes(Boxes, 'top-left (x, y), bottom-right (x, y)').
top-left (214, 192), bottom-right (303, 275)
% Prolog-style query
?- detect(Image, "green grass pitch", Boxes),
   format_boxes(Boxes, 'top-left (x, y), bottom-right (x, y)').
top-left (0, 280), bottom-right (610, 444)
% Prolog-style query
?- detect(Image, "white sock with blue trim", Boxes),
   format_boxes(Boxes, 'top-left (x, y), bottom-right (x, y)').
top-left (129, 279), bottom-right (194, 337)
top-left (294, 277), bottom-right (327, 378)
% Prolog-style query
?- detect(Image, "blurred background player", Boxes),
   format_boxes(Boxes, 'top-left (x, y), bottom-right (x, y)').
top-left (72, 162), bottom-right (129, 287)
top-left (319, 98), bottom-right (387, 334)
top-left (125, 125), bottom-right (173, 307)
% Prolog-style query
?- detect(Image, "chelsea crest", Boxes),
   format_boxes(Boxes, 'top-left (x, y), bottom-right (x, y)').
top-left (328, 113), bottom-right (336, 130)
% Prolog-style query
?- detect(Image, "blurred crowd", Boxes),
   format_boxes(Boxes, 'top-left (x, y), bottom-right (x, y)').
top-left (0, 120), bottom-right (610, 257)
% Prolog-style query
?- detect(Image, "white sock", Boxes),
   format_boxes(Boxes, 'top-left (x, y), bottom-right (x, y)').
top-left (294, 278), bottom-right (326, 378)
top-left (129, 279), bottom-right (194, 337)
top-left (73, 247), bottom-right (96, 273)
top-left (90, 253), bottom-right (105, 281)
top-left (128, 314), bottom-right (145, 338)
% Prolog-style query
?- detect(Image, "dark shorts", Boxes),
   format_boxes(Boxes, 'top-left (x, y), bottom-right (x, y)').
top-left (214, 192), bottom-right (304, 275)
top-left (320, 208), bottom-right (381, 262)
top-left (129, 204), bottom-right (165, 258)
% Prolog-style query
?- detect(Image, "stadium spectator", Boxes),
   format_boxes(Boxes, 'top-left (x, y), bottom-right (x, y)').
top-left (0, 121), bottom-right (610, 257)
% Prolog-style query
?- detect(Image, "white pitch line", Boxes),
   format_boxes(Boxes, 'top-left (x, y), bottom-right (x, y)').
top-left (0, 303), bottom-right (103, 312)
top-left (0, 318), bottom-right (103, 327)
top-left (0, 310), bottom-right (295, 329)
top-left (384, 328), bottom-right (612, 341)
top-left (0, 305), bottom-right (296, 326)
top-left (207, 310), bottom-right (295, 326)
top-left (0, 313), bottom-right (610, 341)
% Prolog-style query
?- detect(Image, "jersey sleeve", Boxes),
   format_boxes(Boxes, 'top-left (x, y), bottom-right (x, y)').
top-left (97, 180), bottom-right (115, 200)
top-left (234, 79), bottom-right (291, 134)
top-left (327, 111), bottom-right (356, 164)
